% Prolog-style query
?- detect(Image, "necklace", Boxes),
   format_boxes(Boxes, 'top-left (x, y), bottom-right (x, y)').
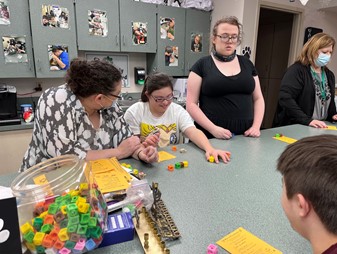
top-left (212, 50), bottom-right (236, 62)
top-left (310, 66), bottom-right (327, 101)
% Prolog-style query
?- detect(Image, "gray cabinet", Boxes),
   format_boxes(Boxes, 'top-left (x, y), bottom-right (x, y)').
top-left (76, 0), bottom-right (157, 53)
top-left (184, 8), bottom-right (210, 76)
top-left (147, 5), bottom-right (210, 77)
top-left (29, 0), bottom-right (77, 78)
top-left (76, 0), bottom-right (120, 52)
top-left (147, 4), bottom-right (185, 76)
top-left (119, 0), bottom-right (157, 53)
top-left (0, 0), bottom-right (35, 78)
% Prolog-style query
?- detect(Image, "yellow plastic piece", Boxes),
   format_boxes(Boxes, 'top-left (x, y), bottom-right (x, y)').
top-left (76, 196), bottom-right (86, 205)
top-left (20, 222), bottom-right (34, 234)
top-left (78, 202), bottom-right (90, 214)
top-left (69, 190), bottom-right (80, 197)
top-left (60, 205), bottom-right (67, 215)
top-left (133, 169), bottom-right (139, 175)
top-left (79, 183), bottom-right (89, 191)
top-left (208, 156), bottom-right (215, 163)
top-left (25, 242), bottom-right (36, 251)
top-left (39, 211), bottom-right (48, 219)
top-left (58, 228), bottom-right (69, 241)
top-left (183, 161), bottom-right (188, 167)
top-left (33, 232), bottom-right (45, 246)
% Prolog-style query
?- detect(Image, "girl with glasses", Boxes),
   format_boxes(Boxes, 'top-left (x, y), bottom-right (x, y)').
top-left (124, 72), bottom-right (230, 164)
top-left (186, 16), bottom-right (265, 139)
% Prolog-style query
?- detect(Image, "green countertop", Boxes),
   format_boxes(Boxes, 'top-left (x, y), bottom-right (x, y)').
top-left (2, 124), bottom-right (337, 253)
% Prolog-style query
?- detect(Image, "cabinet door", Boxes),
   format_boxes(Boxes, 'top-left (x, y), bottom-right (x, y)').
top-left (76, 0), bottom-right (120, 52)
top-left (119, 0), bottom-right (157, 53)
top-left (0, 0), bottom-right (35, 77)
top-left (29, 0), bottom-right (77, 78)
top-left (148, 5), bottom-right (185, 76)
top-left (184, 9), bottom-right (210, 76)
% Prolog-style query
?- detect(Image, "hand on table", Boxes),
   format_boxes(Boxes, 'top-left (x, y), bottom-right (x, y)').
top-left (205, 149), bottom-right (231, 164)
top-left (210, 126), bottom-right (232, 139)
top-left (138, 146), bottom-right (158, 163)
top-left (244, 126), bottom-right (261, 137)
top-left (309, 120), bottom-right (327, 128)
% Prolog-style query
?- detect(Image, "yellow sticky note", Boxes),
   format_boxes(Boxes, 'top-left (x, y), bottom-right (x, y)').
top-left (326, 125), bottom-right (337, 130)
top-left (273, 136), bottom-right (297, 144)
top-left (158, 151), bottom-right (176, 162)
top-left (217, 227), bottom-right (282, 254)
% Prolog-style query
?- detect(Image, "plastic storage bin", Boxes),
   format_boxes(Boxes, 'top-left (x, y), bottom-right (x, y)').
top-left (11, 155), bottom-right (107, 254)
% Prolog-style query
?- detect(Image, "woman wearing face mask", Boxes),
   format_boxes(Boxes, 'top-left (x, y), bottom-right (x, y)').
top-left (20, 58), bottom-right (158, 171)
top-left (275, 32), bottom-right (337, 128)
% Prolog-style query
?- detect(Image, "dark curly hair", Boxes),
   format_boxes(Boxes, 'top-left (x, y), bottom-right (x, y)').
top-left (65, 58), bottom-right (122, 97)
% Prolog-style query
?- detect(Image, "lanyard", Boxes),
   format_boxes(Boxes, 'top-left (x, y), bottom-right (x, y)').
top-left (310, 67), bottom-right (326, 100)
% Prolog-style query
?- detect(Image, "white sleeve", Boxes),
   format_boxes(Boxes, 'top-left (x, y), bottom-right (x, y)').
top-left (175, 104), bottom-right (195, 133)
top-left (124, 103), bottom-right (142, 135)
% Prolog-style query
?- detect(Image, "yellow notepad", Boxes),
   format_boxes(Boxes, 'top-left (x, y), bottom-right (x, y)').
top-left (217, 227), bottom-right (282, 254)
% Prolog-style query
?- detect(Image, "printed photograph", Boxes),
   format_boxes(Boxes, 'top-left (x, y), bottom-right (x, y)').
top-left (88, 9), bottom-right (108, 37)
top-left (132, 22), bottom-right (148, 45)
top-left (41, 5), bottom-right (69, 29)
top-left (0, 1), bottom-right (10, 25)
top-left (2, 36), bottom-right (27, 63)
top-left (164, 45), bottom-right (178, 66)
top-left (48, 44), bottom-right (69, 71)
top-left (160, 17), bottom-right (175, 40)
top-left (191, 33), bottom-right (203, 53)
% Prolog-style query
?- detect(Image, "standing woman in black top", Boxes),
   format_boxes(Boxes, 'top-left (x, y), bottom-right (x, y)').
top-left (275, 33), bottom-right (337, 128)
top-left (186, 16), bottom-right (265, 139)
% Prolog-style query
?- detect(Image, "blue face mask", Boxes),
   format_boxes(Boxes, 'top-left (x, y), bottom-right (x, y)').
top-left (315, 52), bottom-right (331, 67)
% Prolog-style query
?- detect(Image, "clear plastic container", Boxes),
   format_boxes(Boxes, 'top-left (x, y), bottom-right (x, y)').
top-left (11, 155), bottom-right (107, 254)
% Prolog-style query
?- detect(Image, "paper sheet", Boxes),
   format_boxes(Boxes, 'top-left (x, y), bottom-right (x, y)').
top-left (158, 151), bottom-right (176, 162)
top-left (326, 125), bottom-right (337, 130)
top-left (217, 227), bottom-right (282, 254)
top-left (273, 135), bottom-right (297, 144)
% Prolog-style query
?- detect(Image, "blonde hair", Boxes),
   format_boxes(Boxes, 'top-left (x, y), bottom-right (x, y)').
top-left (297, 32), bottom-right (335, 66)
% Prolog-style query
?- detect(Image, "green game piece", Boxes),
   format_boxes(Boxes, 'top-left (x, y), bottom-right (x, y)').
top-left (67, 224), bottom-right (78, 233)
top-left (68, 215), bottom-right (79, 225)
top-left (90, 226), bottom-right (103, 238)
top-left (67, 203), bottom-right (78, 217)
top-left (77, 224), bottom-right (88, 235)
top-left (36, 245), bottom-right (45, 254)
top-left (48, 203), bottom-right (58, 215)
top-left (88, 217), bottom-right (97, 227)
top-left (175, 162), bottom-right (181, 169)
top-left (40, 224), bottom-right (53, 234)
top-left (60, 218), bottom-right (68, 228)
top-left (33, 217), bottom-right (43, 231)
top-left (71, 196), bottom-right (79, 203)
top-left (65, 240), bottom-right (76, 249)
top-left (23, 230), bottom-right (35, 243)
top-left (80, 213), bottom-right (90, 225)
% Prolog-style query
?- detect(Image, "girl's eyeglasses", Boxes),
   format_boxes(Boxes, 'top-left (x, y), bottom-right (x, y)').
top-left (151, 94), bottom-right (174, 103)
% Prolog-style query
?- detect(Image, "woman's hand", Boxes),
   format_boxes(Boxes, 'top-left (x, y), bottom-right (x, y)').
top-left (143, 132), bottom-right (160, 148)
top-left (244, 126), bottom-right (261, 137)
top-left (332, 114), bottom-right (337, 121)
top-left (138, 146), bottom-right (158, 163)
top-left (309, 120), bottom-right (327, 128)
top-left (117, 136), bottom-right (141, 159)
top-left (205, 149), bottom-right (231, 164)
top-left (210, 126), bottom-right (232, 139)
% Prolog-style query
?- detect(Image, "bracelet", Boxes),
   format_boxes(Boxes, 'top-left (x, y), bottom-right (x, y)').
top-left (137, 149), bottom-right (143, 160)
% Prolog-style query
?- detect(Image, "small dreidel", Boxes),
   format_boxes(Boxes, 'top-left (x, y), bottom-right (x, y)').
top-left (208, 155), bottom-right (215, 163)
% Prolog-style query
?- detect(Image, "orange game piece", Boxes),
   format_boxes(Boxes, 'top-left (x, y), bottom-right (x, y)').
top-left (171, 146), bottom-right (177, 151)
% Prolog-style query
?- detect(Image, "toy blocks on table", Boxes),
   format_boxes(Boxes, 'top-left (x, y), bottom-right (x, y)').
top-left (183, 161), bottom-right (188, 167)
top-left (174, 162), bottom-right (181, 169)
top-left (167, 164), bottom-right (174, 171)
top-left (207, 243), bottom-right (218, 254)
top-left (171, 146), bottom-right (177, 151)
top-left (208, 156), bottom-right (215, 163)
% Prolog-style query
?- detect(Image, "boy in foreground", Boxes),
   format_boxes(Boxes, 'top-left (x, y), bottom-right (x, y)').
top-left (277, 134), bottom-right (337, 254)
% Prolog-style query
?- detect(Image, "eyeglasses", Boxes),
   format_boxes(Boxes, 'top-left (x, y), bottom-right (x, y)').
top-left (216, 34), bottom-right (238, 43)
top-left (107, 93), bottom-right (122, 100)
top-left (151, 94), bottom-right (174, 103)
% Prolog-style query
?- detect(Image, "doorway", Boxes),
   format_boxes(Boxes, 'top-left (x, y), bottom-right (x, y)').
top-left (255, 7), bottom-right (298, 129)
